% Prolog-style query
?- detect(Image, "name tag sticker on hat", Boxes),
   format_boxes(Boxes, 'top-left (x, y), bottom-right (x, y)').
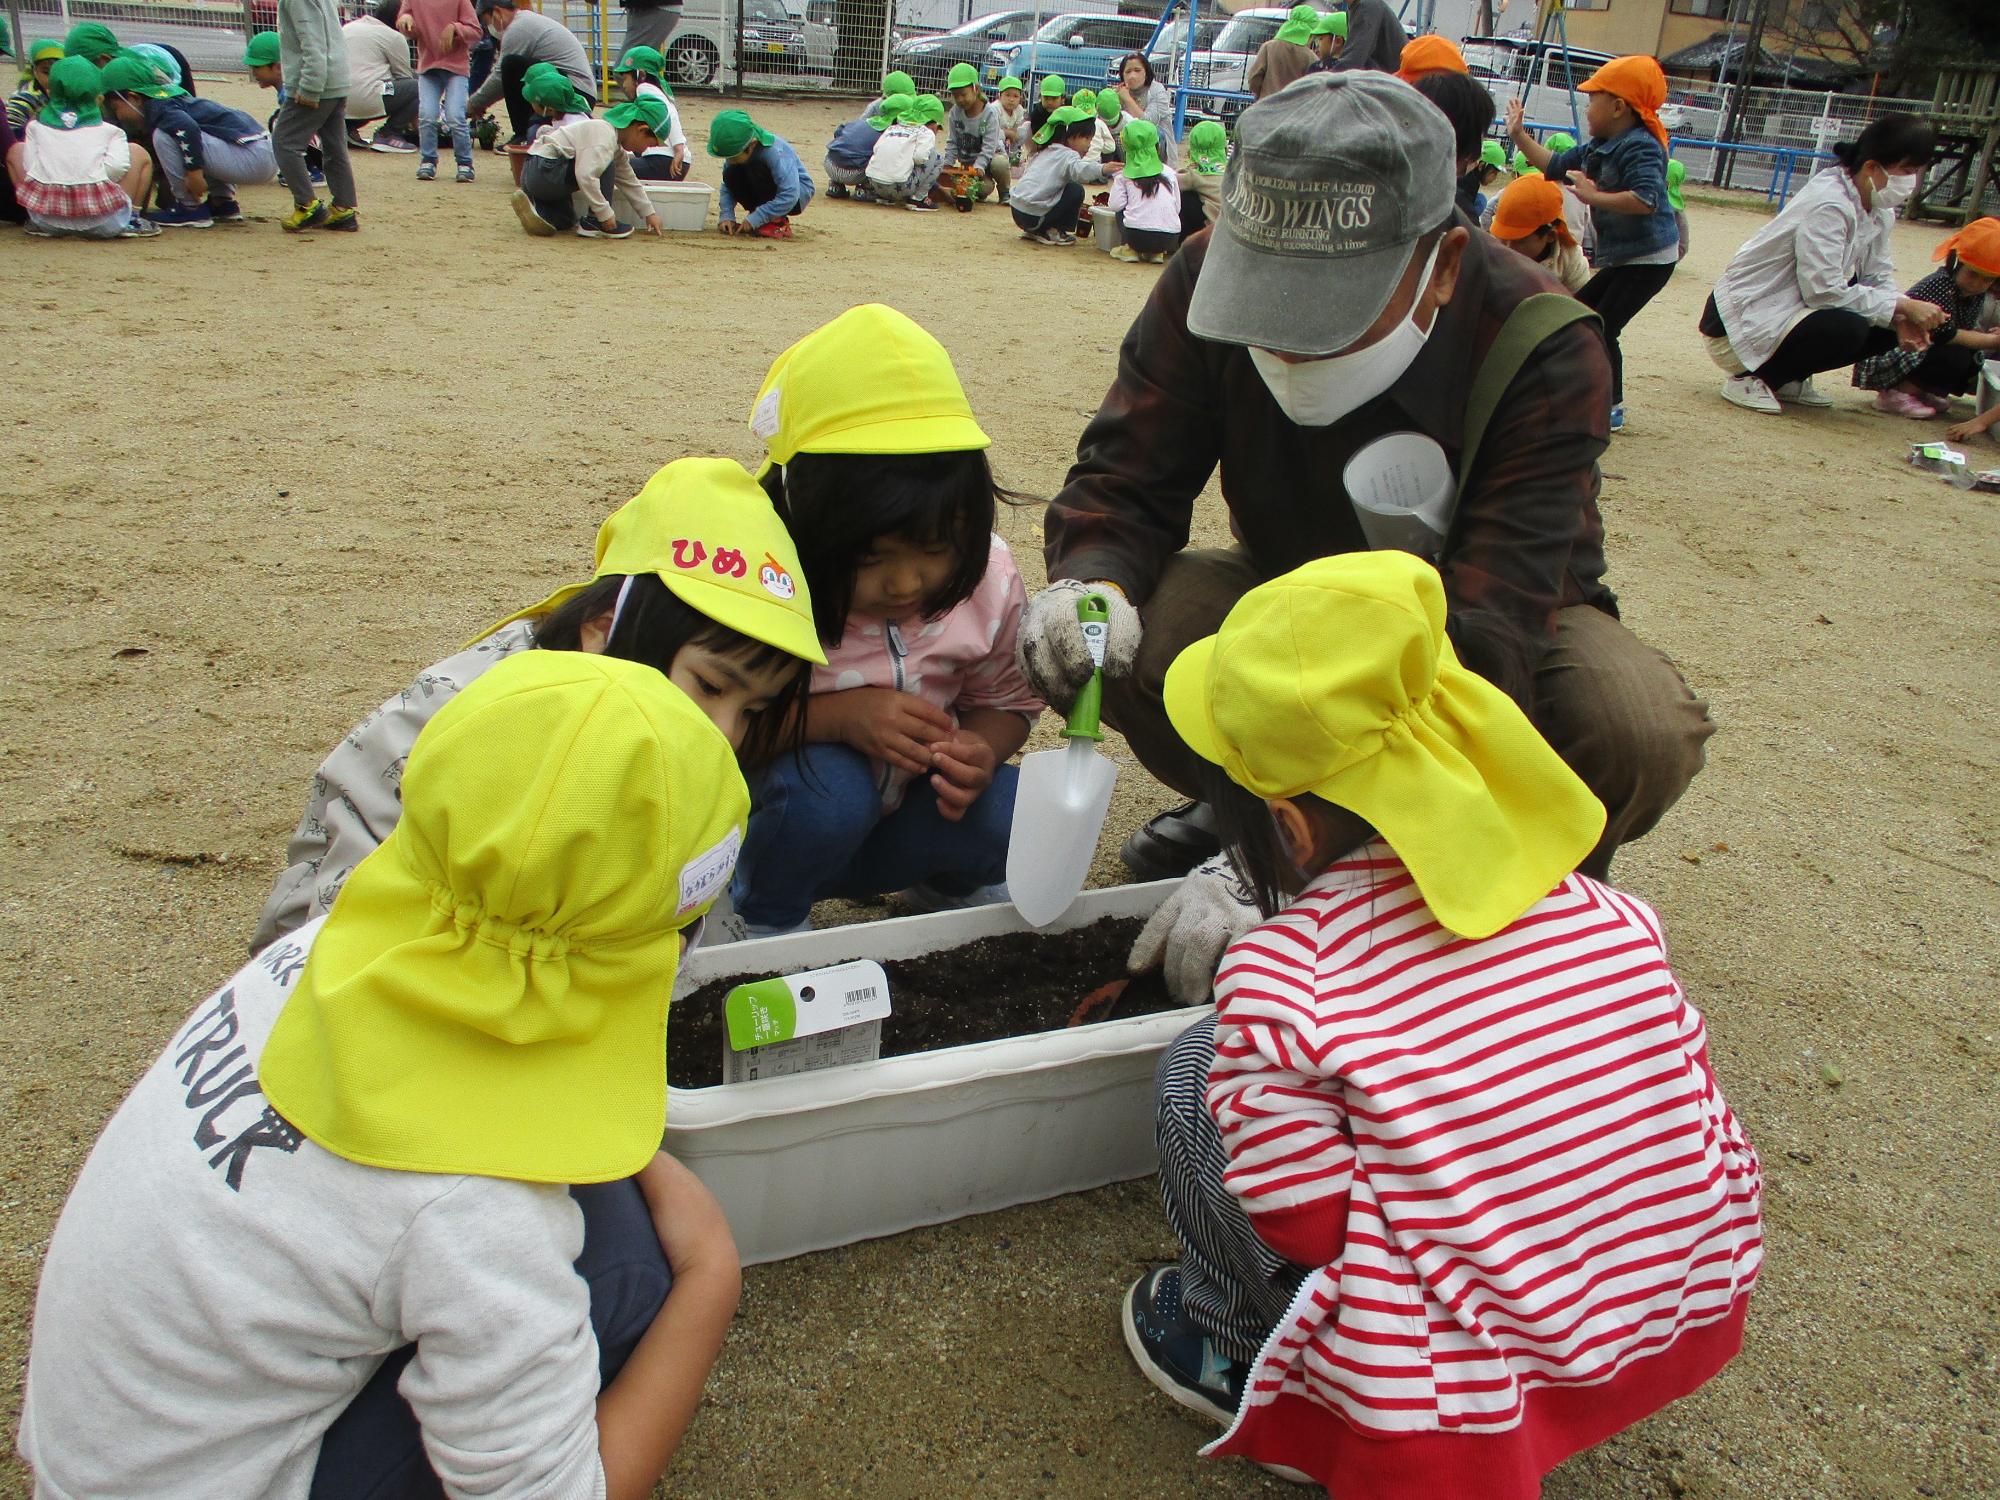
top-left (678, 827), bottom-right (743, 917)
top-left (749, 385), bottom-right (783, 441)
top-left (1344, 432), bottom-right (1455, 559)
top-left (721, 960), bottom-right (890, 1083)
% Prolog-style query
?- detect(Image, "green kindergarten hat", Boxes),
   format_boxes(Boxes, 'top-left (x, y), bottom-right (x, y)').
top-left (522, 63), bottom-right (582, 113)
top-left (1188, 117), bottom-right (1227, 173)
top-left (242, 30), bottom-right (280, 67)
top-left (1310, 10), bottom-right (1346, 38)
top-left (998, 74), bottom-right (1023, 93)
top-left (1274, 3), bottom-right (1317, 46)
top-left (1480, 138), bottom-right (1505, 170)
top-left (1546, 131), bottom-right (1576, 153)
top-left (708, 108), bottom-right (772, 157)
top-left (1033, 103), bottom-right (1085, 146)
top-left (614, 44), bottom-right (665, 78)
top-left (31, 37), bottom-right (66, 63)
top-left (881, 68), bottom-right (914, 97)
top-left (41, 55), bottom-right (103, 126)
top-left (1071, 87), bottom-right (1096, 113)
top-left (1120, 118), bottom-right (1162, 178)
top-left (62, 20), bottom-right (118, 60)
top-left (100, 51), bottom-right (183, 99)
top-left (605, 94), bottom-right (667, 135)
top-left (1666, 156), bottom-right (1686, 212)
top-left (868, 90), bottom-right (913, 128)
top-left (1512, 147), bottom-right (1532, 175)
top-left (947, 61), bottom-right (978, 89)
top-left (1039, 74), bottom-right (1066, 99)
top-left (907, 93), bottom-right (945, 126)
top-left (1096, 89), bottom-right (1121, 122)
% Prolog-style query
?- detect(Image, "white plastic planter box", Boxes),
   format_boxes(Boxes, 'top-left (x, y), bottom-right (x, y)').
top-left (666, 881), bottom-right (1200, 1265)
top-left (1090, 202), bottom-right (1123, 254)
top-left (644, 181), bottom-right (713, 231)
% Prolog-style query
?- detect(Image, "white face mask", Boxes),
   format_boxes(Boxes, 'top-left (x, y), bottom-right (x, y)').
top-left (1873, 169), bottom-right (1919, 210)
top-left (1249, 239), bottom-right (1444, 427)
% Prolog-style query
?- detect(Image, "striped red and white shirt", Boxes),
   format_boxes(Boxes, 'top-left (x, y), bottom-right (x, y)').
top-left (1202, 844), bottom-right (1763, 1499)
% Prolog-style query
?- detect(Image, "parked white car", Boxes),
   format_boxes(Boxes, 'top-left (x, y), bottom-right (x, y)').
top-left (1460, 35), bottom-right (1615, 140)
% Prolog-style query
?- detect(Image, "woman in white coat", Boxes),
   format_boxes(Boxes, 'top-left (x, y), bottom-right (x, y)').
top-left (1701, 114), bottom-right (1948, 413)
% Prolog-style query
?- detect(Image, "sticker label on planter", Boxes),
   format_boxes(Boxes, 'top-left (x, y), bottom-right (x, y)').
top-left (721, 961), bottom-right (890, 1084)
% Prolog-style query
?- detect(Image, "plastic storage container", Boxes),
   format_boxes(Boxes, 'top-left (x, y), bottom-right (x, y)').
top-left (1090, 202), bottom-right (1122, 254)
top-left (644, 181), bottom-right (713, 231)
top-left (666, 881), bottom-right (1195, 1265)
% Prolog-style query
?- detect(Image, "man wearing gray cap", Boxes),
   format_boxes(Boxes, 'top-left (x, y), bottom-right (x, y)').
top-left (1016, 73), bottom-right (1712, 994)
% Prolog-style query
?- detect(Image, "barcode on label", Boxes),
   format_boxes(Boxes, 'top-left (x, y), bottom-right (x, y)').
top-left (845, 986), bottom-right (879, 1004)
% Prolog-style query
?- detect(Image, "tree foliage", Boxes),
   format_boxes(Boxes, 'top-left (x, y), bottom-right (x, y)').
top-left (1762, 0), bottom-right (2000, 94)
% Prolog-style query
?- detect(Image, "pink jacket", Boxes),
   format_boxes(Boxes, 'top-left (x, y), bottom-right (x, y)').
top-left (815, 533), bottom-right (1043, 807)
top-left (401, 0), bottom-right (481, 75)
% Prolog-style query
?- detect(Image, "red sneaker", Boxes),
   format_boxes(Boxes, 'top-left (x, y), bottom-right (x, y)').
top-left (754, 216), bottom-right (792, 239)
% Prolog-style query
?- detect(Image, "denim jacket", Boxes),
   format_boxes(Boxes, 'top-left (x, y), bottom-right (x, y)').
top-left (1547, 124), bottom-right (1676, 267)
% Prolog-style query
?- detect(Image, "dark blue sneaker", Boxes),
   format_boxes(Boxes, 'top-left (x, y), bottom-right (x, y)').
top-left (574, 219), bottom-right (634, 239)
top-left (145, 202), bottom-right (213, 228)
top-left (206, 196), bottom-right (244, 222)
top-left (1121, 1266), bottom-right (1245, 1424)
top-left (1609, 403), bottom-right (1627, 433)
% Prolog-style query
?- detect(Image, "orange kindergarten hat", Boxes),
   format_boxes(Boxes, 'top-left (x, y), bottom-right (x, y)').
top-left (1580, 55), bottom-right (1668, 149)
top-left (1934, 217), bottom-right (2000, 278)
top-left (1396, 35), bottom-right (1467, 83)
top-left (1490, 174), bottom-right (1575, 245)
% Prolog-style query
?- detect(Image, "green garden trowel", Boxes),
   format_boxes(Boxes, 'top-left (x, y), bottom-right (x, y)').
top-left (1009, 595), bottom-right (1120, 928)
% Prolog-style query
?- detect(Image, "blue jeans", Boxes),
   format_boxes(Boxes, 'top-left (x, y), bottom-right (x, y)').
top-left (417, 70), bottom-right (471, 168)
top-left (307, 1179), bottom-right (668, 1500)
top-left (731, 744), bottom-right (1018, 929)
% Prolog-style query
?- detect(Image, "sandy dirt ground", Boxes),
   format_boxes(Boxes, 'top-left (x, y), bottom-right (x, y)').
top-left (3, 80), bottom-right (1997, 1500)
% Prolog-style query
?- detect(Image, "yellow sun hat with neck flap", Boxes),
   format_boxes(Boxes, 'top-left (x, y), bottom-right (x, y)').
top-left (748, 303), bottom-right (991, 471)
top-left (260, 649), bottom-right (750, 1184)
top-left (478, 456), bottom-right (824, 665)
top-left (1162, 552), bottom-right (1605, 939)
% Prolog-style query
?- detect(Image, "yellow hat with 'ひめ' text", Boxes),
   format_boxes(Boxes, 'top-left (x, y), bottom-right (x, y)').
top-left (749, 304), bottom-right (990, 468)
top-left (1162, 553), bottom-right (1605, 939)
top-left (260, 650), bottom-right (750, 1184)
top-left (477, 457), bottom-right (824, 665)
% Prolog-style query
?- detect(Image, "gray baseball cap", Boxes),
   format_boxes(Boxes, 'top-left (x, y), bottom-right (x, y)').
top-left (1187, 72), bottom-right (1457, 357)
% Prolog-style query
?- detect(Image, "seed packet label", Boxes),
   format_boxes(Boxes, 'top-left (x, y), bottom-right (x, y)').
top-left (721, 1021), bottom-right (882, 1084)
top-left (722, 960), bottom-right (891, 1085)
top-left (678, 827), bottom-right (742, 917)
top-left (749, 385), bottom-right (782, 440)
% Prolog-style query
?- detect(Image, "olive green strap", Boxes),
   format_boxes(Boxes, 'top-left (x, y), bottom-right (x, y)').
top-left (1456, 292), bottom-right (1601, 500)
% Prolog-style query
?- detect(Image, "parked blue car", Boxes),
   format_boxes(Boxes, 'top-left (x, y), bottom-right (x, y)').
top-left (982, 11), bottom-right (1173, 95)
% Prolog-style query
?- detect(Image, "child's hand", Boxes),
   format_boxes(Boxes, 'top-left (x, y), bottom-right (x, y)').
top-left (830, 689), bottom-right (953, 774)
top-left (184, 167), bottom-right (208, 200)
top-left (644, 213), bottom-right (663, 236)
top-left (1505, 97), bottom-right (1525, 137)
top-left (440, 27), bottom-right (459, 50)
top-left (718, 218), bottom-right (742, 235)
top-left (928, 734), bottom-right (996, 821)
top-left (294, 93), bottom-right (319, 109)
top-left (1565, 170), bottom-right (1598, 203)
top-left (398, 10), bottom-right (415, 31)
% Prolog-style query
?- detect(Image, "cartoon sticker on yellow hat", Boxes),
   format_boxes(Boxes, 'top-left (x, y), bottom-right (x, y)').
top-left (759, 553), bottom-right (798, 600)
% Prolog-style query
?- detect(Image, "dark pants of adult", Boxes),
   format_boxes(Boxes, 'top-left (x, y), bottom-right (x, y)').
top-left (1101, 548), bottom-right (1715, 882)
top-left (1576, 262), bottom-right (1676, 405)
top-left (307, 1179), bottom-right (668, 1500)
top-left (1748, 310), bottom-right (1895, 392)
top-left (1115, 213), bottom-right (1177, 257)
top-left (1011, 180), bottom-right (1083, 236)
top-left (497, 54), bottom-right (544, 142)
top-left (621, 1), bottom-right (681, 52)
top-left (469, 37), bottom-right (497, 95)
top-left (520, 152), bottom-right (618, 229)
top-left (722, 153), bottom-right (779, 216)
top-left (380, 76), bottom-right (420, 138)
top-left (631, 151), bottom-right (690, 181)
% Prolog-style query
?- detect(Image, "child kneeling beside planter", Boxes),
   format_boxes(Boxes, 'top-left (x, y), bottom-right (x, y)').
top-left (22, 651), bottom-right (750, 1499)
top-left (1125, 552), bottom-right (1765, 1498)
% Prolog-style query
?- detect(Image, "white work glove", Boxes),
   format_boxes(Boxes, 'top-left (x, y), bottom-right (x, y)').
top-left (1015, 578), bottom-right (1142, 712)
top-left (1128, 854), bottom-right (1261, 1004)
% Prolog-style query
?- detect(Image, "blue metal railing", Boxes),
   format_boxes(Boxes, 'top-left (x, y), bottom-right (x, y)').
top-left (1512, 119), bottom-right (1832, 209)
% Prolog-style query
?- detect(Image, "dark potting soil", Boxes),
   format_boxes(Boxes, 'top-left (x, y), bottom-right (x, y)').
top-left (667, 916), bottom-right (1186, 1090)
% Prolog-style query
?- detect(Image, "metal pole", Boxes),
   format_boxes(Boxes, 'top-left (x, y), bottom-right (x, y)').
top-left (731, 0), bottom-right (743, 95)
top-left (1716, 0), bottom-right (1768, 190)
top-left (1171, 0), bottom-right (1192, 140)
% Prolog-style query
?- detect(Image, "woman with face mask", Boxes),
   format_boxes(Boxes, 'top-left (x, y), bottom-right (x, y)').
top-left (1701, 112), bottom-right (1947, 416)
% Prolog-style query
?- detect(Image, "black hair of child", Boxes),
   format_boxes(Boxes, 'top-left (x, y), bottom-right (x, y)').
top-left (1412, 70), bottom-right (1496, 170)
top-left (535, 574), bottom-right (810, 766)
top-left (374, 0), bottom-right (403, 24)
top-left (762, 450), bottom-right (1026, 642)
top-left (1131, 168), bottom-right (1168, 198)
top-left (1197, 762), bottom-right (1373, 919)
top-left (1831, 113), bottom-right (1936, 173)
top-left (1062, 117), bottom-right (1097, 150)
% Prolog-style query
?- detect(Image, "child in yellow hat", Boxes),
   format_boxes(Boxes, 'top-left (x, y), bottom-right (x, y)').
top-left (25, 650), bottom-right (749, 1499)
top-left (1122, 552), bottom-right (1763, 1500)
top-left (253, 457), bottom-right (823, 953)
top-left (731, 304), bottom-right (1043, 936)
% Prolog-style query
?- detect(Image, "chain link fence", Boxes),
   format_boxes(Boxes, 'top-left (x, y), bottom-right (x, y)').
top-left (5, 0), bottom-right (271, 74)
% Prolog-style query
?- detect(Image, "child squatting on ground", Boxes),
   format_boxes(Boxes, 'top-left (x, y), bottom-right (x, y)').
top-left (1509, 55), bottom-right (1679, 432)
top-left (1012, 106), bottom-right (1113, 245)
top-left (611, 45), bottom-right (689, 180)
top-left (865, 91), bottom-right (945, 209)
top-left (710, 107), bottom-right (814, 238)
top-left (1121, 551), bottom-right (1765, 1499)
top-left (1489, 171), bottom-right (1590, 293)
top-left (1107, 119), bottom-right (1178, 263)
top-left (6, 56), bottom-right (160, 238)
top-left (729, 304), bottom-right (1044, 937)
top-left (1851, 216), bottom-right (2000, 419)
top-left (512, 87), bottom-right (666, 238)
top-left (824, 90), bottom-right (902, 201)
top-left (22, 651), bottom-right (753, 1500)
top-left (99, 52), bottom-right (276, 227)
top-left (253, 457), bottom-right (823, 952)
